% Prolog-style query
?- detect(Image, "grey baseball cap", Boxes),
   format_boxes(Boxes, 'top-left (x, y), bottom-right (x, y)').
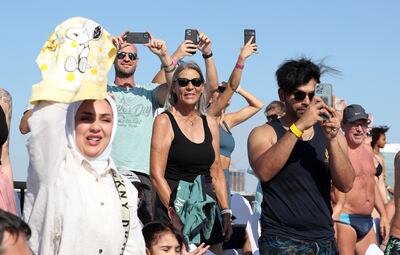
top-left (343, 104), bottom-right (369, 123)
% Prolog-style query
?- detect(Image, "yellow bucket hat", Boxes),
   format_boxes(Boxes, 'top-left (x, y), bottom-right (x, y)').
top-left (30, 17), bottom-right (116, 104)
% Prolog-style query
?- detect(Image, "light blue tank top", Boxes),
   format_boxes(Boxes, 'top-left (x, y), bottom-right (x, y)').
top-left (219, 121), bottom-right (235, 158)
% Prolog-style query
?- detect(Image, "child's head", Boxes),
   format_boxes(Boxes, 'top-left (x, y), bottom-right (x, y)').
top-left (142, 222), bottom-right (184, 255)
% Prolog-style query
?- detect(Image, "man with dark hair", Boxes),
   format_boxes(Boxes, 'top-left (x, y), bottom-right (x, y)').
top-left (0, 209), bottom-right (32, 255)
top-left (334, 104), bottom-right (389, 255)
top-left (264, 100), bottom-right (285, 122)
top-left (248, 58), bottom-right (355, 254)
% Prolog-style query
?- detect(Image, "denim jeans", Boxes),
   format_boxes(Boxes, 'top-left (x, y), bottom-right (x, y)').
top-left (259, 235), bottom-right (338, 255)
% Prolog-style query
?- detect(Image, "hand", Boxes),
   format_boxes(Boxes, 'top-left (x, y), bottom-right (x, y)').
top-left (380, 215), bottom-right (390, 240)
top-left (183, 243), bottom-right (210, 255)
top-left (173, 40), bottom-right (197, 59)
top-left (239, 36), bottom-right (257, 60)
top-left (111, 31), bottom-right (129, 50)
top-left (295, 97), bottom-right (326, 131)
top-left (145, 33), bottom-right (168, 57)
top-left (221, 213), bottom-right (233, 242)
top-left (320, 99), bottom-right (341, 140)
top-left (197, 32), bottom-right (212, 55)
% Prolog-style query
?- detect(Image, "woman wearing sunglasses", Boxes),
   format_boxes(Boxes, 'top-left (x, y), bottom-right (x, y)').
top-left (150, 61), bottom-right (231, 255)
top-left (207, 37), bottom-right (263, 207)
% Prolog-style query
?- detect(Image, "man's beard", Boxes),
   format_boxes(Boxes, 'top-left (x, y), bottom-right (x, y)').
top-left (115, 65), bottom-right (135, 78)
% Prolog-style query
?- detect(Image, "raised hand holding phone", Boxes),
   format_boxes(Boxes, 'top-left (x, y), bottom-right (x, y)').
top-left (125, 32), bottom-right (150, 44)
top-left (240, 35), bottom-right (257, 60)
top-left (185, 29), bottom-right (199, 54)
top-left (315, 83), bottom-right (333, 121)
top-left (197, 31), bottom-right (212, 56)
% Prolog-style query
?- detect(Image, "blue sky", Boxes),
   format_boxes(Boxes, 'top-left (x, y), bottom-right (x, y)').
top-left (1, 1), bottom-right (399, 191)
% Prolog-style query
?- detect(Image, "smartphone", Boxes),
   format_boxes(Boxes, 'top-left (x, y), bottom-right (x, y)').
top-left (315, 83), bottom-right (333, 120)
top-left (244, 29), bottom-right (256, 44)
top-left (185, 29), bottom-right (199, 45)
top-left (126, 32), bottom-right (150, 44)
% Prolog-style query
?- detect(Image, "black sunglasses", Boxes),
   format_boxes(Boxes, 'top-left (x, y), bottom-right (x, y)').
top-left (217, 86), bottom-right (226, 93)
top-left (293, 91), bottom-right (315, 101)
top-left (175, 78), bottom-right (203, 87)
top-left (116, 51), bottom-right (138, 61)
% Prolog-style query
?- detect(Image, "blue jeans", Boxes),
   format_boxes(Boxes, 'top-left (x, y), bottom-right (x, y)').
top-left (259, 235), bottom-right (338, 255)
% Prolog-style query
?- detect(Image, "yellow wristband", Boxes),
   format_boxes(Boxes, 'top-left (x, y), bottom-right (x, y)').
top-left (289, 123), bottom-right (303, 138)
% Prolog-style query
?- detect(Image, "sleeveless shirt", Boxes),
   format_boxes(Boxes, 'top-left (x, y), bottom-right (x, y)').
top-left (164, 111), bottom-right (215, 182)
top-left (260, 119), bottom-right (334, 241)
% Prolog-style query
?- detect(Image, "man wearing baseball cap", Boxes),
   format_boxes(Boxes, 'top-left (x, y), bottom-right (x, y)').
top-left (335, 104), bottom-right (389, 254)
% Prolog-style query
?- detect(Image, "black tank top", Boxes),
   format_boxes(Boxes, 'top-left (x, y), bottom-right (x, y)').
top-left (164, 111), bottom-right (215, 182)
top-left (260, 119), bottom-right (334, 241)
top-left (0, 106), bottom-right (8, 147)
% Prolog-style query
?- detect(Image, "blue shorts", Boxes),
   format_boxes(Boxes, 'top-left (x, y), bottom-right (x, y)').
top-left (335, 214), bottom-right (373, 240)
top-left (259, 235), bottom-right (338, 255)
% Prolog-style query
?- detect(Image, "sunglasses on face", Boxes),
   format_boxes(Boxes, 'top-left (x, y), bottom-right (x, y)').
top-left (175, 77), bottom-right (203, 87)
top-left (292, 91), bottom-right (315, 101)
top-left (116, 51), bottom-right (137, 61)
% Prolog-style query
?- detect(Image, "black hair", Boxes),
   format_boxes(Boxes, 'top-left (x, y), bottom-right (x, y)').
top-left (371, 125), bottom-right (390, 147)
top-left (0, 209), bottom-right (31, 252)
top-left (276, 57), bottom-right (339, 94)
top-left (142, 221), bottom-right (184, 249)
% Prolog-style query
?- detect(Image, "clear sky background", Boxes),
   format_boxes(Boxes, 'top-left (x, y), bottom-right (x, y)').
top-left (1, 1), bottom-right (399, 192)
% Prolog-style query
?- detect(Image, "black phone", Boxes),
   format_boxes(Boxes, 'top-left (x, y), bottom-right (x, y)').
top-left (244, 29), bottom-right (256, 44)
top-left (315, 83), bottom-right (333, 120)
top-left (185, 29), bottom-right (199, 45)
top-left (126, 32), bottom-right (150, 44)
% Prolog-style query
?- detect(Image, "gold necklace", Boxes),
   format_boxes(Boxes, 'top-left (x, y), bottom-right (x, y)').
top-left (181, 114), bottom-right (197, 127)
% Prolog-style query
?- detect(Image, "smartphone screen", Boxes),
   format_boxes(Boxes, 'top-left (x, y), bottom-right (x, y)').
top-left (244, 29), bottom-right (256, 44)
top-left (126, 32), bottom-right (150, 44)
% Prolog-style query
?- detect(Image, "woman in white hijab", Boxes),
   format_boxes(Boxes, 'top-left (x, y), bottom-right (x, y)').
top-left (26, 97), bottom-right (145, 255)
top-left (23, 17), bottom-right (145, 255)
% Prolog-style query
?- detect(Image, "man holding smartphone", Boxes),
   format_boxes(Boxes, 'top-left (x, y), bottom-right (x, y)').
top-left (107, 32), bottom-right (175, 225)
top-left (248, 58), bottom-right (355, 254)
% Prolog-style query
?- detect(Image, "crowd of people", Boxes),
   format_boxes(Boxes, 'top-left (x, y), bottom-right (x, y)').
top-left (0, 16), bottom-right (399, 255)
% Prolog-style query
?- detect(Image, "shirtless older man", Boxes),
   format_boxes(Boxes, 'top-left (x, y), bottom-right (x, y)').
top-left (335, 104), bottom-right (389, 255)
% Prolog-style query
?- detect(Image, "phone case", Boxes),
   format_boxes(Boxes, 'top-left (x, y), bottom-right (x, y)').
top-left (315, 83), bottom-right (333, 107)
top-left (126, 32), bottom-right (150, 44)
top-left (244, 29), bottom-right (256, 44)
top-left (185, 29), bottom-right (199, 45)
top-left (315, 83), bottom-right (333, 120)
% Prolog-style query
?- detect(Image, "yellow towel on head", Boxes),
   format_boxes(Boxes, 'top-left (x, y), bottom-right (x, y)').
top-left (30, 17), bottom-right (117, 104)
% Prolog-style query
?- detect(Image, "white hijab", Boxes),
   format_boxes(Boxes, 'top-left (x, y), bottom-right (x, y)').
top-left (65, 95), bottom-right (118, 173)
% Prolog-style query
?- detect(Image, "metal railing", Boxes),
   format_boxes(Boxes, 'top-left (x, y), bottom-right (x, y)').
top-left (14, 181), bottom-right (255, 213)
top-left (14, 181), bottom-right (26, 212)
